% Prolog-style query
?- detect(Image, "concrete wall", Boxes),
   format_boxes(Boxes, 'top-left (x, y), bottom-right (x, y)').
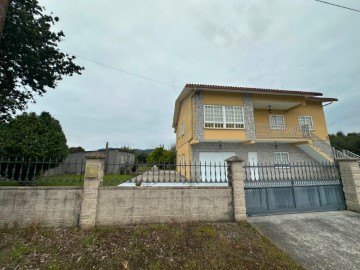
top-left (0, 187), bottom-right (82, 227)
top-left (45, 150), bottom-right (135, 175)
top-left (97, 187), bottom-right (232, 225)
top-left (0, 186), bottom-right (233, 228)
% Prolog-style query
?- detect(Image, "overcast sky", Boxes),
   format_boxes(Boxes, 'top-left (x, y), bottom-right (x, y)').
top-left (28, 0), bottom-right (360, 150)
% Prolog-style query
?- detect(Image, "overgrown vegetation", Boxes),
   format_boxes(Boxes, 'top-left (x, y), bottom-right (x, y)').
top-left (0, 112), bottom-right (68, 183)
top-left (329, 132), bottom-right (360, 155)
top-left (0, 174), bottom-right (132, 187)
top-left (0, 222), bottom-right (302, 270)
top-left (147, 144), bottom-right (176, 164)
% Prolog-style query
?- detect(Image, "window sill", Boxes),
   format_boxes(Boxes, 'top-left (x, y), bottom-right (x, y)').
top-left (204, 127), bottom-right (246, 130)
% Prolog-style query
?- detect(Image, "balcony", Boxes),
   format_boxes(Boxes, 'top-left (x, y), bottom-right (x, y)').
top-left (255, 124), bottom-right (311, 139)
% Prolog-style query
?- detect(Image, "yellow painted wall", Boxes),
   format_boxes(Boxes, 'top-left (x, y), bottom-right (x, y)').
top-left (176, 141), bottom-right (191, 178)
top-left (253, 101), bottom-right (329, 140)
top-left (176, 93), bottom-right (194, 149)
top-left (202, 92), bottom-right (247, 141)
top-left (175, 93), bottom-right (193, 177)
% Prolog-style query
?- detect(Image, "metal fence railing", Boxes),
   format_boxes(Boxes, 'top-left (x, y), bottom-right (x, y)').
top-left (255, 124), bottom-right (309, 138)
top-left (103, 162), bottom-right (229, 186)
top-left (244, 161), bottom-right (340, 182)
top-left (0, 158), bottom-right (229, 186)
top-left (0, 157), bottom-right (85, 186)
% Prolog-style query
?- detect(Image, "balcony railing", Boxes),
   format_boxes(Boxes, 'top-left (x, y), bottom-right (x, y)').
top-left (255, 124), bottom-right (311, 138)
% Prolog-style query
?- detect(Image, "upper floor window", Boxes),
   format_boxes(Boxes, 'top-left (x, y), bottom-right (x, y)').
top-left (298, 116), bottom-right (314, 130)
top-left (269, 115), bottom-right (285, 130)
top-left (181, 122), bottom-right (185, 136)
top-left (204, 105), bottom-right (245, 129)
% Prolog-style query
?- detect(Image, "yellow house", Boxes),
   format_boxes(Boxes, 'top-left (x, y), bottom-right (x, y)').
top-left (172, 84), bottom-right (337, 170)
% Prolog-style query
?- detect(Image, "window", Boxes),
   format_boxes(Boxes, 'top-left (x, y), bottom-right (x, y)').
top-left (181, 122), bottom-right (185, 136)
top-left (204, 105), bottom-right (223, 128)
top-left (273, 152), bottom-right (289, 165)
top-left (177, 129), bottom-right (181, 139)
top-left (298, 116), bottom-right (314, 130)
top-left (225, 106), bottom-right (245, 128)
top-left (204, 105), bottom-right (245, 129)
top-left (182, 154), bottom-right (185, 167)
top-left (269, 115), bottom-right (285, 130)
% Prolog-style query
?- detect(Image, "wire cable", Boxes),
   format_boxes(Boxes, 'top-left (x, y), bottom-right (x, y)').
top-left (314, 0), bottom-right (360, 13)
top-left (71, 53), bottom-right (181, 89)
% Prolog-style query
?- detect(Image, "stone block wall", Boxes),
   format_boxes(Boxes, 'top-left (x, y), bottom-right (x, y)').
top-left (338, 159), bottom-right (360, 212)
top-left (193, 92), bottom-right (204, 140)
top-left (96, 187), bottom-right (233, 225)
top-left (243, 93), bottom-right (256, 140)
top-left (0, 187), bottom-right (82, 227)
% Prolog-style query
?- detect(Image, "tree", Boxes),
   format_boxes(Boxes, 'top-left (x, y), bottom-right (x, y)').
top-left (0, 0), bottom-right (10, 34)
top-left (147, 145), bottom-right (176, 164)
top-left (69, 146), bottom-right (85, 153)
top-left (329, 132), bottom-right (360, 155)
top-left (118, 145), bottom-right (136, 154)
top-left (0, 0), bottom-right (84, 122)
top-left (0, 111), bottom-right (68, 182)
top-left (0, 111), bottom-right (68, 160)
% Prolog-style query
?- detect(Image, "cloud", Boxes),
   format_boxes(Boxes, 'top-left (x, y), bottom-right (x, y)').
top-left (27, 0), bottom-right (360, 150)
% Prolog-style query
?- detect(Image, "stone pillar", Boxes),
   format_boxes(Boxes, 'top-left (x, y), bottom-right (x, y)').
top-left (243, 93), bottom-right (256, 141)
top-left (193, 92), bottom-right (204, 141)
top-left (226, 156), bottom-right (247, 221)
top-left (338, 159), bottom-right (360, 213)
top-left (79, 154), bottom-right (105, 229)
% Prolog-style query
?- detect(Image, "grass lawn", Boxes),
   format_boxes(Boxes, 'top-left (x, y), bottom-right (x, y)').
top-left (0, 174), bottom-right (133, 187)
top-left (0, 222), bottom-right (302, 270)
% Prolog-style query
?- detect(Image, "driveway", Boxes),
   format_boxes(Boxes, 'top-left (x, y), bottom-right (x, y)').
top-left (249, 211), bottom-right (360, 270)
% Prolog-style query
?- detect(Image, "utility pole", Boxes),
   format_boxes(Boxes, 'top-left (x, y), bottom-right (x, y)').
top-left (0, 0), bottom-right (9, 35)
top-left (104, 142), bottom-right (109, 173)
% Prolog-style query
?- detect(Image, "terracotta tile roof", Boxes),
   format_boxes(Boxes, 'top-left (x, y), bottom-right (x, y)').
top-left (185, 83), bottom-right (323, 96)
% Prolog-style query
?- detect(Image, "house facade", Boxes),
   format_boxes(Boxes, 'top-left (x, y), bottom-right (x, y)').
top-left (173, 84), bottom-right (337, 170)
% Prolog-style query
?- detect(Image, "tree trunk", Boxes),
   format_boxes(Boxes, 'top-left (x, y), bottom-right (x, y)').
top-left (0, 0), bottom-right (10, 35)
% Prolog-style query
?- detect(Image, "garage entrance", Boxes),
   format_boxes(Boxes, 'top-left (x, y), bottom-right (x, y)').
top-left (244, 162), bottom-right (346, 215)
top-left (199, 152), bottom-right (235, 182)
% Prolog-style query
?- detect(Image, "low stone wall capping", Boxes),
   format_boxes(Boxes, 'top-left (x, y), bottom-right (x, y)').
top-left (1, 157), bottom-right (359, 228)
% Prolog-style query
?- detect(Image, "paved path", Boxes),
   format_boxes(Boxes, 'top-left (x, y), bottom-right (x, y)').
top-left (249, 211), bottom-right (360, 270)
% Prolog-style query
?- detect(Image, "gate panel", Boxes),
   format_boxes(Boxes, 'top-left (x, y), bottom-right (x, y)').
top-left (245, 188), bottom-right (268, 214)
top-left (294, 186), bottom-right (321, 209)
top-left (319, 185), bottom-right (346, 208)
top-left (244, 162), bottom-right (346, 216)
top-left (267, 187), bottom-right (295, 211)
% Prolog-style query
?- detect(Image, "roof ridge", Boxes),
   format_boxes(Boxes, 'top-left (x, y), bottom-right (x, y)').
top-left (185, 83), bottom-right (323, 96)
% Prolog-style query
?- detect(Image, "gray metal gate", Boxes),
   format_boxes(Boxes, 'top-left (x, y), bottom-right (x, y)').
top-left (244, 162), bottom-right (346, 216)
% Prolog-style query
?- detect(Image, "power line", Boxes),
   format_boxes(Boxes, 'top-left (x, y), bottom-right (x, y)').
top-left (314, 0), bottom-right (360, 13)
top-left (71, 53), bottom-right (181, 89)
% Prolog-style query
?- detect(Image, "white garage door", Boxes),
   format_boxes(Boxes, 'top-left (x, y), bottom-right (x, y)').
top-left (199, 152), bottom-right (235, 182)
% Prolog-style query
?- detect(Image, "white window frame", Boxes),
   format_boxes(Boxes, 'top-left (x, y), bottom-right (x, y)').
top-left (269, 115), bottom-right (285, 130)
top-left (203, 105), bottom-right (245, 129)
top-left (298, 116), bottom-right (314, 131)
top-left (181, 121), bottom-right (185, 136)
top-left (273, 152), bottom-right (290, 167)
